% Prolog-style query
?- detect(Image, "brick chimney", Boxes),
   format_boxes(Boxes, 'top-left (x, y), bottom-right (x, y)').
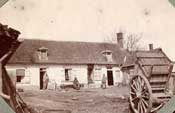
top-left (149, 44), bottom-right (153, 50)
top-left (117, 32), bottom-right (124, 48)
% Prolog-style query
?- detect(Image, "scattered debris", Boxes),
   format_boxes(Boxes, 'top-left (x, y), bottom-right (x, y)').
top-left (72, 97), bottom-right (79, 101)
top-left (84, 99), bottom-right (93, 103)
top-left (17, 88), bottom-right (24, 92)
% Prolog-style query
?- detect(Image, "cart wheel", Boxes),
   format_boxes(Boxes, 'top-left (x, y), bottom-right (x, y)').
top-left (129, 75), bottom-right (152, 113)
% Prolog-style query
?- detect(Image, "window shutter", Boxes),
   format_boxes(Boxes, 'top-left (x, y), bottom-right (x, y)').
top-left (16, 69), bottom-right (25, 76)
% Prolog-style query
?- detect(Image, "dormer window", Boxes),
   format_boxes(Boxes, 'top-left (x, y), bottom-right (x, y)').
top-left (102, 50), bottom-right (113, 62)
top-left (37, 46), bottom-right (48, 60)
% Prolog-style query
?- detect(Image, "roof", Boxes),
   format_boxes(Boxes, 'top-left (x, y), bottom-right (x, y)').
top-left (136, 48), bottom-right (172, 74)
top-left (122, 48), bottom-right (173, 74)
top-left (122, 52), bottom-right (136, 67)
top-left (7, 39), bottom-right (127, 65)
top-left (135, 48), bottom-right (172, 65)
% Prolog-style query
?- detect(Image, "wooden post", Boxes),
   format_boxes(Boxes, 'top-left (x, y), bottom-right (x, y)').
top-left (0, 51), bottom-right (12, 100)
top-left (0, 63), bottom-right (2, 94)
top-left (165, 63), bottom-right (174, 92)
top-left (0, 51), bottom-right (13, 93)
top-left (0, 62), bottom-right (10, 100)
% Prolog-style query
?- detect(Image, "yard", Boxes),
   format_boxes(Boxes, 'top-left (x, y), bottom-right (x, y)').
top-left (19, 86), bottom-right (130, 113)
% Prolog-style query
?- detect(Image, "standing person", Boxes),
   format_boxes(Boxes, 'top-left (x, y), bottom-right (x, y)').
top-left (101, 74), bottom-right (107, 89)
top-left (73, 77), bottom-right (80, 90)
top-left (43, 72), bottom-right (49, 90)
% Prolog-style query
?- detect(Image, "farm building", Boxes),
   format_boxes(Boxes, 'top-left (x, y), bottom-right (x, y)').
top-left (6, 33), bottom-right (127, 90)
top-left (121, 44), bottom-right (174, 93)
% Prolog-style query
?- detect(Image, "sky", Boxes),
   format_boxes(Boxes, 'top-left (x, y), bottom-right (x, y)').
top-left (0, 0), bottom-right (175, 60)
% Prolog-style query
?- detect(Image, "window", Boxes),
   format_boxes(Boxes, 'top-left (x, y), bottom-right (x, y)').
top-left (16, 76), bottom-right (22, 82)
top-left (102, 50), bottom-right (113, 62)
top-left (93, 68), bottom-right (102, 81)
top-left (106, 53), bottom-right (112, 62)
top-left (40, 51), bottom-right (48, 60)
top-left (16, 69), bottom-right (25, 83)
top-left (38, 47), bottom-right (48, 60)
top-left (65, 69), bottom-right (72, 81)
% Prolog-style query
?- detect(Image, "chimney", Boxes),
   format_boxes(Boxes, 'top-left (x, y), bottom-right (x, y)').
top-left (149, 44), bottom-right (153, 50)
top-left (117, 32), bottom-right (123, 48)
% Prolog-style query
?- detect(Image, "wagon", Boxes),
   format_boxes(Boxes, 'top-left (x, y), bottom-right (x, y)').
top-left (126, 49), bottom-right (174, 113)
top-left (0, 23), bottom-right (32, 113)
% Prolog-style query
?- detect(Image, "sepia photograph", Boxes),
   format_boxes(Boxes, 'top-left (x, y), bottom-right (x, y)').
top-left (0, 0), bottom-right (175, 113)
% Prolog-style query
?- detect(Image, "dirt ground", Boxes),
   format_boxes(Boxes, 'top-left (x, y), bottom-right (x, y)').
top-left (20, 86), bottom-right (130, 113)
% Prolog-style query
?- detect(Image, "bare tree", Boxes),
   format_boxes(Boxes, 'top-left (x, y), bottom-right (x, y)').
top-left (124, 33), bottom-right (143, 52)
top-left (104, 32), bottom-right (145, 52)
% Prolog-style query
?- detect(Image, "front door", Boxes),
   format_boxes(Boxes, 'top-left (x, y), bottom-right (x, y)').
top-left (107, 70), bottom-right (114, 86)
top-left (40, 68), bottom-right (46, 89)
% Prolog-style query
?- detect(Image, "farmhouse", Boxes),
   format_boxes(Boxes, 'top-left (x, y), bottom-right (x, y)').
top-left (6, 33), bottom-right (127, 90)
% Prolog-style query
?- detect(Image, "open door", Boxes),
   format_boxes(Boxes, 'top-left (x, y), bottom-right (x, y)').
top-left (87, 64), bottom-right (94, 84)
top-left (107, 70), bottom-right (114, 86)
top-left (40, 68), bottom-right (46, 89)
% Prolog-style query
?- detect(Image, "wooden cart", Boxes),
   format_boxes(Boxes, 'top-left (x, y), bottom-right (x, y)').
top-left (0, 23), bottom-right (32, 113)
top-left (128, 49), bottom-right (173, 113)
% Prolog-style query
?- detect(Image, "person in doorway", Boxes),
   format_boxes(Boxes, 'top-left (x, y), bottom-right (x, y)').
top-left (43, 72), bottom-right (49, 90)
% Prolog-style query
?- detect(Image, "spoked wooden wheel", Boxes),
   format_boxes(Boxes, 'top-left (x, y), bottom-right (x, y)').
top-left (129, 75), bottom-right (152, 113)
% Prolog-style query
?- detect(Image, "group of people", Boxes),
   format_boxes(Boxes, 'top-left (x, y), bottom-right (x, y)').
top-left (42, 72), bottom-right (80, 90)
top-left (42, 73), bottom-right (122, 90)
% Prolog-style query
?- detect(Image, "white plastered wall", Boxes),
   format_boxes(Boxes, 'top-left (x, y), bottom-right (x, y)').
top-left (6, 64), bottom-right (123, 89)
top-left (91, 65), bottom-right (123, 87)
top-left (46, 65), bottom-right (88, 86)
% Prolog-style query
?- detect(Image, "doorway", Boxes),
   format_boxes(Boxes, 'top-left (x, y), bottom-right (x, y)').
top-left (87, 64), bottom-right (94, 84)
top-left (107, 70), bottom-right (114, 86)
top-left (40, 68), bottom-right (46, 89)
